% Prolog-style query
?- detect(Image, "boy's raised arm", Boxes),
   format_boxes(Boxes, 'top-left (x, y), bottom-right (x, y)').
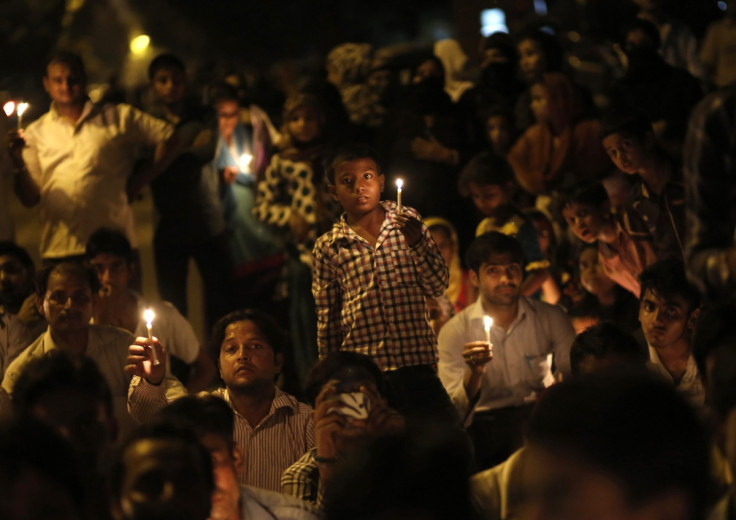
top-left (407, 219), bottom-right (450, 298)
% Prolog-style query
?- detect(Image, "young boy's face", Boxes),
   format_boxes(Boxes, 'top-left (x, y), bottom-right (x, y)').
top-left (330, 158), bottom-right (384, 219)
top-left (151, 67), bottom-right (187, 106)
top-left (88, 253), bottom-right (133, 293)
top-left (469, 182), bottom-right (510, 217)
top-left (639, 288), bottom-right (697, 350)
top-left (579, 247), bottom-right (615, 297)
top-left (602, 132), bottom-right (650, 175)
top-left (562, 202), bottom-right (604, 243)
top-left (287, 105), bottom-right (322, 144)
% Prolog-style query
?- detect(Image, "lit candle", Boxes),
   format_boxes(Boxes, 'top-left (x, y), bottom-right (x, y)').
top-left (3, 101), bottom-right (15, 118)
top-left (143, 308), bottom-right (160, 366)
top-left (483, 315), bottom-right (493, 345)
top-left (239, 153), bottom-right (252, 173)
top-left (16, 102), bottom-right (28, 131)
top-left (396, 178), bottom-right (403, 212)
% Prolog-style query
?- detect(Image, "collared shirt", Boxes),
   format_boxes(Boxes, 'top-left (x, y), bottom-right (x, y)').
top-left (312, 201), bottom-right (449, 371)
top-left (214, 387), bottom-right (313, 492)
top-left (22, 100), bottom-right (173, 258)
top-left (629, 176), bottom-right (686, 260)
top-left (240, 484), bottom-right (319, 520)
top-left (2, 325), bottom-right (139, 436)
top-left (281, 448), bottom-right (324, 510)
top-left (647, 344), bottom-right (705, 412)
top-left (438, 297), bottom-right (574, 424)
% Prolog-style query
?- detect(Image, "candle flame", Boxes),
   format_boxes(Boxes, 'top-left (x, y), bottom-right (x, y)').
top-left (239, 153), bottom-right (252, 172)
top-left (3, 101), bottom-right (15, 117)
top-left (395, 178), bottom-right (403, 190)
top-left (143, 308), bottom-right (155, 325)
top-left (483, 315), bottom-right (493, 331)
top-left (16, 102), bottom-right (29, 117)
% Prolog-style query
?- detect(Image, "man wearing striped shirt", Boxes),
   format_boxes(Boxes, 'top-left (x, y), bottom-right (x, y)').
top-left (312, 144), bottom-right (456, 421)
top-left (128, 309), bottom-right (313, 492)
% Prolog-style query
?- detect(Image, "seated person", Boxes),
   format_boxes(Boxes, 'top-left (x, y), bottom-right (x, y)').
top-left (110, 422), bottom-right (214, 520)
top-left (12, 351), bottom-right (116, 520)
top-left (128, 308), bottom-right (313, 492)
top-left (458, 151), bottom-right (550, 296)
top-left (86, 227), bottom-right (216, 392)
top-left (562, 180), bottom-right (657, 297)
top-left (437, 232), bottom-right (574, 470)
top-left (0, 241), bottom-right (45, 339)
top-left (1, 262), bottom-right (184, 437)
top-left (572, 243), bottom-right (640, 333)
top-left (281, 351), bottom-right (404, 510)
top-left (469, 321), bottom-right (647, 520)
top-left (523, 371), bottom-right (709, 520)
top-left (639, 258), bottom-right (704, 412)
top-left (601, 109), bottom-right (685, 260)
top-left (158, 395), bottom-right (319, 520)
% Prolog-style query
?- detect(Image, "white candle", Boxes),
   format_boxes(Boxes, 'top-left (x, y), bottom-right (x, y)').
top-left (483, 315), bottom-right (493, 345)
top-left (16, 102), bottom-right (28, 131)
top-left (396, 178), bottom-right (403, 212)
top-left (239, 153), bottom-right (252, 173)
top-left (3, 101), bottom-right (15, 118)
top-left (143, 308), bottom-right (160, 366)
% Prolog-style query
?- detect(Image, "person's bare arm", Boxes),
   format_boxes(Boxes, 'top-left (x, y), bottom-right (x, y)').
top-left (126, 132), bottom-right (182, 201)
top-left (520, 268), bottom-right (550, 297)
top-left (8, 131), bottom-right (40, 207)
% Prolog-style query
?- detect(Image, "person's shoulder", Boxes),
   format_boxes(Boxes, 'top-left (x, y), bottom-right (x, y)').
top-left (521, 296), bottom-right (567, 319)
top-left (90, 323), bottom-right (135, 346)
top-left (275, 387), bottom-right (313, 414)
top-left (241, 485), bottom-right (320, 520)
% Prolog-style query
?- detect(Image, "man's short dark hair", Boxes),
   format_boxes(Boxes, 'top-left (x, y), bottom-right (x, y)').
top-left (148, 53), bottom-right (186, 80)
top-left (639, 259), bottom-right (701, 312)
top-left (36, 261), bottom-right (99, 297)
top-left (569, 321), bottom-right (647, 377)
top-left (13, 350), bottom-right (113, 418)
top-left (110, 421), bottom-right (214, 504)
top-left (0, 241), bottom-right (34, 270)
top-left (304, 351), bottom-right (388, 406)
top-left (207, 308), bottom-right (288, 364)
top-left (600, 108), bottom-right (653, 141)
top-left (692, 300), bottom-right (736, 419)
top-left (157, 395), bottom-right (235, 452)
top-left (324, 143), bottom-right (382, 184)
top-left (85, 227), bottom-right (133, 263)
top-left (465, 232), bottom-right (524, 273)
top-left (527, 372), bottom-right (709, 518)
top-left (561, 181), bottom-right (609, 210)
top-left (46, 51), bottom-right (86, 79)
top-left (458, 151), bottom-right (515, 197)
top-left (208, 81), bottom-right (240, 108)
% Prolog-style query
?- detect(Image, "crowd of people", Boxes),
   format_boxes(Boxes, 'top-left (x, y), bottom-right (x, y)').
top-left (2, 2), bottom-right (736, 519)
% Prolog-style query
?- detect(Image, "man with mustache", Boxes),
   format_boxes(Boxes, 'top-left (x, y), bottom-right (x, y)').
top-left (437, 232), bottom-right (574, 470)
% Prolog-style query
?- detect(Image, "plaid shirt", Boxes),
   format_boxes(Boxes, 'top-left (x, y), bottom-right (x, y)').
top-left (312, 201), bottom-right (449, 371)
top-left (281, 448), bottom-right (324, 510)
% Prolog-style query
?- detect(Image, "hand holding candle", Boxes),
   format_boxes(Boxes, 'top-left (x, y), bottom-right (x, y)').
top-left (143, 308), bottom-right (160, 366)
top-left (395, 178), bottom-right (403, 212)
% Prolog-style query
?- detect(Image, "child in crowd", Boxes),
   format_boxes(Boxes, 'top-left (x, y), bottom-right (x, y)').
top-left (425, 217), bottom-right (477, 313)
top-left (210, 82), bottom-right (283, 312)
top-left (459, 151), bottom-right (550, 296)
top-left (525, 209), bottom-right (563, 304)
top-left (312, 143), bottom-right (456, 422)
top-left (574, 243), bottom-right (640, 332)
top-left (254, 92), bottom-right (339, 388)
top-left (507, 72), bottom-right (609, 198)
top-left (483, 107), bottom-right (515, 157)
top-left (601, 109), bottom-right (685, 260)
top-left (562, 181), bottom-right (656, 298)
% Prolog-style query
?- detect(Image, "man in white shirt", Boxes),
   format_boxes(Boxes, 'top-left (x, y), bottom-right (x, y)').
top-left (437, 232), bottom-right (574, 470)
top-left (639, 258), bottom-right (704, 411)
top-left (8, 51), bottom-right (179, 262)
